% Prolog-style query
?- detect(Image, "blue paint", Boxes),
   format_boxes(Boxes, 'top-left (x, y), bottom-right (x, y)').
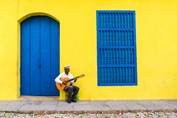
top-left (20, 16), bottom-right (59, 96)
top-left (97, 10), bottom-right (137, 86)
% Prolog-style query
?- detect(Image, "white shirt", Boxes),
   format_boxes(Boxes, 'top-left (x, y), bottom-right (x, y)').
top-left (55, 72), bottom-right (74, 84)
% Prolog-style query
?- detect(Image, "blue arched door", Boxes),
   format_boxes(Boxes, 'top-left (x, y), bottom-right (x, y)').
top-left (20, 16), bottom-right (59, 96)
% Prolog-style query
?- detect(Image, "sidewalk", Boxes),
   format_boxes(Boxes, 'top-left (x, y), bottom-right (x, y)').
top-left (0, 100), bottom-right (177, 114)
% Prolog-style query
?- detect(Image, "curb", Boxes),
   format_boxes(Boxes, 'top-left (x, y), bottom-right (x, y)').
top-left (1, 109), bottom-right (177, 114)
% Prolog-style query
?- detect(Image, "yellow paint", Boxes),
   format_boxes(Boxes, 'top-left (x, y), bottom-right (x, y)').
top-left (0, 0), bottom-right (177, 100)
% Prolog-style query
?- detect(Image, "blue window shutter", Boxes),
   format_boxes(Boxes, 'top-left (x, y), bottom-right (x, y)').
top-left (97, 11), bottom-right (137, 86)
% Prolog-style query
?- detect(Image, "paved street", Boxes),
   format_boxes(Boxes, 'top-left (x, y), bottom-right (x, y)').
top-left (0, 100), bottom-right (176, 113)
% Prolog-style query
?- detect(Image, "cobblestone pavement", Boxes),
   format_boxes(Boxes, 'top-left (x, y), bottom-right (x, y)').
top-left (0, 111), bottom-right (177, 118)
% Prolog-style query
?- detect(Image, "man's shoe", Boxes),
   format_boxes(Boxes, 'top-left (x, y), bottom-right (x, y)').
top-left (67, 100), bottom-right (71, 103)
top-left (71, 99), bottom-right (77, 102)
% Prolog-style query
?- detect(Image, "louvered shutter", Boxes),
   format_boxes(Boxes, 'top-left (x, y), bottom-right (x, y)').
top-left (97, 11), bottom-right (137, 86)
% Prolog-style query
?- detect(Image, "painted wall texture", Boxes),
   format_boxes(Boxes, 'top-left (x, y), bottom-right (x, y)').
top-left (0, 0), bottom-right (177, 100)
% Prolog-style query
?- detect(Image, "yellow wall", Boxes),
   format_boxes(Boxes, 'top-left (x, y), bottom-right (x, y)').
top-left (0, 0), bottom-right (18, 100)
top-left (0, 0), bottom-right (177, 100)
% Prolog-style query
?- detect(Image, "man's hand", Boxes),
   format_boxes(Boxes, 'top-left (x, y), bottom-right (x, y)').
top-left (74, 78), bottom-right (78, 82)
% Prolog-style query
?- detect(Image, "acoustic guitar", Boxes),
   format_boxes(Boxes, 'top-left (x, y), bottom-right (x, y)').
top-left (56, 74), bottom-right (85, 91)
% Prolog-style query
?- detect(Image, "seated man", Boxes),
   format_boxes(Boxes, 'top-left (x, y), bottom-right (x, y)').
top-left (55, 65), bottom-right (79, 103)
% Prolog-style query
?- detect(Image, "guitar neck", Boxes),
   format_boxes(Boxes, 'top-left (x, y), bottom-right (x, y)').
top-left (66, 76), bottom-right (79, 83)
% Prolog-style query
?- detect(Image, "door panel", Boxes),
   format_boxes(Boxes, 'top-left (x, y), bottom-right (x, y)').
top-left (50, 19), bottom-right (60, 95)
top-left (41, 17), bottom-right (51, 95)
top-left (21, 20), bottom-right (30, 95)
top-left (30, 17), bottom-right (40, 95)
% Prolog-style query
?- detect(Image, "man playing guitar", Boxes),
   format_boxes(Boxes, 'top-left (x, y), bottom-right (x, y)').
top-left (55, 65), bottom-right (79, 103)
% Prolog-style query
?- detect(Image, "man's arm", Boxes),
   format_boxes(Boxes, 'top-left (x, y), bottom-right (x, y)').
top-left (70, 73), bottom-right (75, 84)
top-left (55, 74), bottom-right (63, 84)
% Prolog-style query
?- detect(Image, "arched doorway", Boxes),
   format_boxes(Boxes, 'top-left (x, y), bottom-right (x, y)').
top-left (20, 16), bottom-right (59, 96)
